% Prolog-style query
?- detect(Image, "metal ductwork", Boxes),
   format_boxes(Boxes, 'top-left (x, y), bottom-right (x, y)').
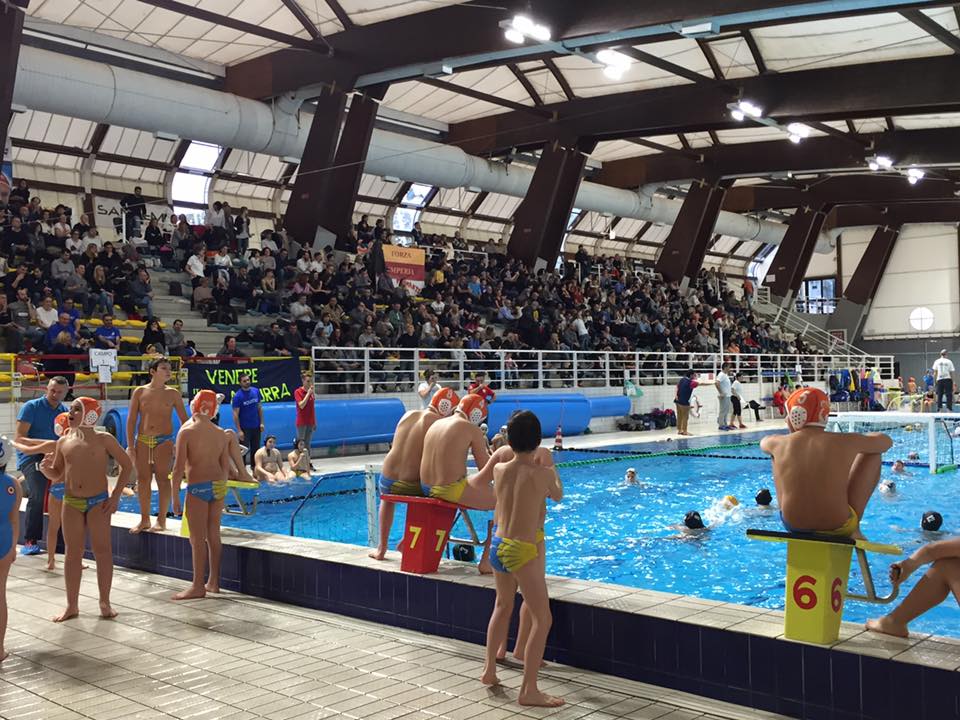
top-left (14, 46), bottom-right (827, 252)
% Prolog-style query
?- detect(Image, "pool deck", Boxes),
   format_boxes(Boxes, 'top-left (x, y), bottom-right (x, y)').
top-left (4, 559), bottom-right (790, 720)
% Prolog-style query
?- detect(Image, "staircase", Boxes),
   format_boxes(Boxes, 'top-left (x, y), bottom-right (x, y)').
top-left (148, 270), bottom-right (271, 355)
top-left (752, 291), bottom-right (866, 357)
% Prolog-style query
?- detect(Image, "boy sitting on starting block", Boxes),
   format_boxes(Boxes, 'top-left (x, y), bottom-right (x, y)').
top-left (760, 388), bottom-right (892, 539)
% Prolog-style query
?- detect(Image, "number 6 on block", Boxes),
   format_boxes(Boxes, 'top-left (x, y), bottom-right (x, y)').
top-left (793, 575), bottom-right (818, 610)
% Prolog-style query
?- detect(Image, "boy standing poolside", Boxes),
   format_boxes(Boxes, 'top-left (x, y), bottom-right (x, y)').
top-left (42, 398), bottom-right (133, 622)
top-left (172, 390), bottom-right (230, 600)
top-left (481, 410), bottom-right (563, 708)
top-left (761, 387), bottom-right (891, 538)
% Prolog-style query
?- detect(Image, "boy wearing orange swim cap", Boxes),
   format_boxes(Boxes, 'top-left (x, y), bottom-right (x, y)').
top-left (369, 386), bottom-right (461, 563)
top-left (760, 387), bottom-right (892, 539)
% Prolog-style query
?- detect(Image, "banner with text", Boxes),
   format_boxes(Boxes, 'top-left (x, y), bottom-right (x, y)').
top-left (383, 245), bottom-right (425, 295)
top-left (186, 359), bottom-right (301, 404)
top-left (93, 196), bottom-right (175, 242)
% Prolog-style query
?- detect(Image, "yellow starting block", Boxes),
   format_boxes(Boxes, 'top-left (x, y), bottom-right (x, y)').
top-left (746, 529), bottom-right (902, 644)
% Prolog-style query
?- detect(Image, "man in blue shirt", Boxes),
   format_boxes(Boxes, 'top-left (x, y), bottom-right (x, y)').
top-left (44, 312), bottom-right (76, 348)
top-left (14, 376), bottom-right (69, 555)
top-left (94, 314), bottom-right (121, 349)
top-left (231, 372), bottom-right (264, 470)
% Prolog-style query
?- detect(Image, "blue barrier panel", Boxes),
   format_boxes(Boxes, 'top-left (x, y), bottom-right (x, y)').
top-left (587, 395), bottom-right (631, 419)
top-left (104, 397), bottom-right (406, 450)
top-left (487, 394), bottom-right (591, 437)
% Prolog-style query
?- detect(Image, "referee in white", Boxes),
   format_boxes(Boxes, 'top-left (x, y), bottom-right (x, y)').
top-left (933, 349), bottom-right (955, 412)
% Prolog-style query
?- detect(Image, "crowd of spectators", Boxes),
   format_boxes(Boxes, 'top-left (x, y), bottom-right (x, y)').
top-left (1, 181), bottom-right (813, 390)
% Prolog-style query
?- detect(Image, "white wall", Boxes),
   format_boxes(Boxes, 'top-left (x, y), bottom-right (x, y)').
top-left (804, 245), bottom-right (838, 278)
top-left (857, 224), bottom-right (959, 337)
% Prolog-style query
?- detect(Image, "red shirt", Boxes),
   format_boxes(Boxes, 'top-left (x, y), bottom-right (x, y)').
top-left (294, 386), bottom-right (316, 427)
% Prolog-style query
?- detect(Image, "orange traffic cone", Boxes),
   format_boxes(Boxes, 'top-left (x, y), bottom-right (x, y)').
top-left (553, 424), bottom-right (563, 451)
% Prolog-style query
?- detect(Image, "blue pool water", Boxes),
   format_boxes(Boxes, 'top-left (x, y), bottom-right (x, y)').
top-left (122, 430), bottom-right (960, 638)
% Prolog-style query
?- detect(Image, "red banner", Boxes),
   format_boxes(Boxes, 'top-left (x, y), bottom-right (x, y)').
top-left (383, 245), bottom-right (425, 294)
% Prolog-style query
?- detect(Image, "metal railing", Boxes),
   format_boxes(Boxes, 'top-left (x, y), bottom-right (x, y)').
top-left (794, 297), bottom-right (838, 315)
top-left (753, 296), bottom-right (865, 357)
top-left (309, 346), bottom-right (895, 396)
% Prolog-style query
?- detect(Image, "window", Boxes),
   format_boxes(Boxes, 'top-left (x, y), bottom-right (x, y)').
top-left (748, 244), bottom-right (776, 285)
top-left (909, 306), bottom-right (935, 331)
top-left (171, 171), bottom-right (211, 205)
top-left (401, 183), bottom-right (433, 207)
top-left (798, 277), bottom-right (838, 314)
top-left (393, 207), bottom-right (420, 233)
top-left (180, 142), bottom-right (221, 172)
top-left (173, 206), bottom-right (206, 225)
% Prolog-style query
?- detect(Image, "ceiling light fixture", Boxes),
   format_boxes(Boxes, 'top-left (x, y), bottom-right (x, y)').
top-left (596, 49), bottom-right (632, 82)
top-left (729, 100), bottom-right (763, 122)
top-left (907, 167), bottom-right (925, 185)
top-left (502, 15), bottom-right (551, 44)
top-left (867, 154), bottom-right (893, 171)
top-left (787, 123), bottom-right (810, 144)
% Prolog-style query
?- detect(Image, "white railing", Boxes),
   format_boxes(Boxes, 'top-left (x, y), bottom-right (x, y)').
top-left (753, 296), bottom-right (865, 357)
top-left (309, 346), bottom-right (895, 396)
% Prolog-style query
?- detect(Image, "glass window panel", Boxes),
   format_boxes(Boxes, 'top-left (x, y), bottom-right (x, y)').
top-left (180, 141), bottom-right (222, 172)
top-left (172, 172), bottom-right (211, 204)
top-left (402, 183), bottom-right (433, 208)
top-left (393, 207), bottom-right (420, 232)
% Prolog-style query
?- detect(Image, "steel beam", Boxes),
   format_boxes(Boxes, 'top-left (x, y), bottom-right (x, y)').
top-left (825, 200), bottom-right (960, 228)
top-left (543, 58), bottom-right (576, 101)
top-left (900, 9), bottom-right (960, 53)
top-left (598, 127), bottom-right (960, 186)
top-left (0, 5), bottom-right (24, 151)
top-left (447, 53), bottom-right (960, 156)
top-left (283, 84), bottom-right (350, 243)
top-left (508, 64), bottom-right (544, 105)
top-left (279, 0), bottom-right (325, 41)
top-left (766, 204), bottom-right (832, 299)
top-left (508, 139), bottom-right (594, 267)
top-left (655, 177), bottom-right (730, 282)
top-left (843, 224), bottom-right (902, 304)
top-left (136, 0), bottom-right (326, 53)
top-left (417, 77), bottom-right (552, 118)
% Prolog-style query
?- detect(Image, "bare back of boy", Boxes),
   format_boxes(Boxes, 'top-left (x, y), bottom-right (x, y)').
top-left (493, 453), bottom-right (553, 544)
top-left (382, 410), bottom-right (438, 483)
top-left (762, 429), bottom-right (892, 534)
top-left (420, 415), bottom-right (492, 509)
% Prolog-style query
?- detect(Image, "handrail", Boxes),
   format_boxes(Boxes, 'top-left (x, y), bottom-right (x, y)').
top-left (752, 297), bottom-right (865, 357)
top-left (288, 470), bottom-right (364, 536)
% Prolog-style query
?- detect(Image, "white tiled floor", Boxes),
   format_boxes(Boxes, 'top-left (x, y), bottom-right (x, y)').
top-left (1, 560), bottom-right (791, 720)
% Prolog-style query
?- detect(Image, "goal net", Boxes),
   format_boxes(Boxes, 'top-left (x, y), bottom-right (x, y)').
top-left (826, 411), bottom-right (958, 474)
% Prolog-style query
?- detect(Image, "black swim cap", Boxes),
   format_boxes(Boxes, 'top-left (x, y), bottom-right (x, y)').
top-left (922, 511), bottom-right (944, 532)
top-left (684, 511), bottom-right (705, 530)
top-left (755, 488), bottom-right (772, 506)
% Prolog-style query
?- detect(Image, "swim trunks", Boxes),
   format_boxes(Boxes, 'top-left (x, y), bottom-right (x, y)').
top-left (0, 473), bottom-right (16, 558)
top-left (137, 433), bottom-right (175, 464)
top-left (378, 474), bottom-right (423, 497)
top-left (781, 506), bottom-right (860, 537)
top-left (422, 477), bottom-right (468, 504)
top-left (63, 491), bottom-right (109, 514)
top-left (187, 480), bottom-right (227, 503)
top-left (490, 535), bottom-right (539, 574)
top-left (48, 482), bottom-right (65, 502)
top-left (494, 523), bottom-right (545, 544)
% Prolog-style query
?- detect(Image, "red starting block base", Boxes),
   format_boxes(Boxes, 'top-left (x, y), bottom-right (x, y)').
top-left (382, 494), bottom-right (460, 574)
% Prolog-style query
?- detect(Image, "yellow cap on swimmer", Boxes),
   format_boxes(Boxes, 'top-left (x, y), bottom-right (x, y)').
top-left (724, 495), bottom-right (739, 507)
top-left (785, 387), bottom-right (831, 432)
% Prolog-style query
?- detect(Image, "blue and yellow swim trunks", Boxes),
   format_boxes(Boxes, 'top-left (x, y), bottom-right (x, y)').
top-left (48, 482), bottom-right (66, 502)
top-left (781, 506), bottom-right (860, 538)
top-left (421, 477), bottom-right (468, 504)
top-left (378, 474), bottom-right (423, 497)
top-left (63, 492), bottom-right (109, 514)
top-left (137, 433), bottom-right (175, 463)
top-left (188, 480), bottom-right (227, 503)
top-left (490, 535), bottom-right (539, 574)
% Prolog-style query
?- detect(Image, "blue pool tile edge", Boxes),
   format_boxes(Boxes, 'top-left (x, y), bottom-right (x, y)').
top-left (20, 510), bottom-right (960, 720)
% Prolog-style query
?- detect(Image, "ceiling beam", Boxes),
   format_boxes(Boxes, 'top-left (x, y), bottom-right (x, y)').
top-left (627, 137), bottom-right (703, 161)
top-left (543, 58), bottom-right (575, 101)
top-left (87, 124), bottom-right (110, 154)
top-left (136, 0), bottom-right (326, 53)
top-left (466, 191), bottom-right (489, 216)
top-left (618, 46), bottom-right (727, 87)
top-left (324, 0), bottom-right (354, 30)
top-left (417, 77), bottom-right (553, 118)
top-left (900, 9), bottom-right (960, 53)
top-left (825, 200), bottom-right (960, 229)
top-left (507, 64), bottom-right (544, 106)
top-left (279, 0), bottom-right (325, 42)
top-left (722, 174), bottom-right (960, 212)
top-left (740, 29), bottom-right (768, 73)
top-left (697, 38), bottom-right (725, 80)
top-left (448, 53), bottom-right (960, 156)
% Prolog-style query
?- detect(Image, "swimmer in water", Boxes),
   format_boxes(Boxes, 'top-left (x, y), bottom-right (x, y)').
top-left (670, 511), bottom-right (709, 536)
top-left (624, 468), bottom-right (638, 485)
top-left (761, 388), bottom-right (891, 540)
top-left (719, 495), bottom-right (739, 511)
top-left (879, 480), bottom-right (897, 496)
top-left (755, 488), bottom-right (773, 507)
top-left (892, 459), bottom-right (908, 474)
top-left (921, 511), bottom-right (943, 532)
top-left (908, 451), bottom-right (920, 461)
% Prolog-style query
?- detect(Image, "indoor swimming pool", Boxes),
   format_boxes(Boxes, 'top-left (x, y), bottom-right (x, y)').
top-left (120, 429), bottom-right (960, 638)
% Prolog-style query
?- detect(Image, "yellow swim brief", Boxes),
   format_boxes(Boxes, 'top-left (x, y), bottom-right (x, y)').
top-left (490, 535), bottom-right (539, 573)
top-left (782, 506), bottom-right (860, 537)
top-left (536, 527), bottom-right (545, 544)
top-left (422, 477), bottom-right (468, 504)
